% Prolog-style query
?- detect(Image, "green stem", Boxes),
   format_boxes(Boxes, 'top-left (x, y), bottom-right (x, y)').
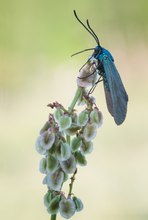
top-left (68, 87), bottom-right (83, 113)
top-left (68, 168), bottom-right (77, 198)
top-left (51, 214), bottom-right (56, 220)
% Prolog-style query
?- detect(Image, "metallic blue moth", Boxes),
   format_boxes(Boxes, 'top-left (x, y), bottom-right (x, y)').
top-left (73, 10), bottom-right (128, 125)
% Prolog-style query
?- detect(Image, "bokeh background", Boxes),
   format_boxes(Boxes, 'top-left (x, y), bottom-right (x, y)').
top-left (0, 0), bottom-right (148, 220)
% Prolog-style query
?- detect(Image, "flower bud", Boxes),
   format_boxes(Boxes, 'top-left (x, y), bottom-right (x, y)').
top-left (65, 124), bottom-right (81, 136)
top-left (44, 191), bottom-right (53, 208)
top-left (35, 136), bottom-right (46, 155)
top-left (77, 60), bottom-right (98, 88)
top-left (90, 108), bottom-right (103, 128)
top-left (59, 115), bottom-right (72, 131)
top-left (77, 111), bottom-right (89, 127)
top-left (40, 131), bottom-right (55, 150)
top-left (39, 158), bottom-right (47, 174)
top-left (47, 195), bottom-right (61, 215)
top-left (59, 198), bottom-right (76, 219)
top-left (60, 155), bottom-right (76, 174)
top-left (73, 196), bottom-right (83, 212)
top-left (75, 151), bottom-right (87, 166)
top-left (56, 142), bottom-right (71, 161)
top-left (81, 141), bottom-right (93, 154)
top-left (71, 137), bottom-right (82, 152)
top-left (54, 108), bottom-right (63, 122)
top-left (46, 170), bottom-right (64, 191)
top-left (47, 154), bottom-right (59, 174)
top-left (40, 121), bottom-right (50, 135)
top-left (83, 123), bottom-right (97, 142)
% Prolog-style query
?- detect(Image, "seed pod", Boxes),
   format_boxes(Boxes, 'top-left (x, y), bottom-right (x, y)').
top-left (40, 131), bottom-right (55, 150)
top-left (35, 136), bottom-right (46, 155)
top-left (77, 111), bottom-right (89, 127)
top-left (46, 170), bottom-right (64, 191)
top-left (47, 195), bottom-right (61, 215)
top-left (75, 151), bottom-right (87, 166)
top-left (40, 121), bottom-right (50, 135)
top-left (54, 108), bottom-right (63, 122)
top-left (59, 115), bottom-right (72, 131)
top-left (71, 137), bottom-right (82, 152)
top-left (90, 108), bottom-right (103, 128)
top-left (46, 154), bottom-right (59, 174)
top-left (83, 123), bottom-right (97, 142)
top-left (59, 198), bottom-right (76, 219)
top-left (60, 155), bottom-right (76, 174)
top-left (65, 124), bottom-right (81, 136)
top-left (81, 141), bottom-right (93, 154)
top-left (56, 142), bottom-right (71, 161)
top-left (44, 191), bottom-right (53, 208)
top-left (73, 196), bottom-right (83, 212)
top-left (39, 158), bottom-right (47, 174)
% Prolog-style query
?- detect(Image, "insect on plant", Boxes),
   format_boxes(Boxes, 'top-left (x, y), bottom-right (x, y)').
top-left (72, 10), bottom-right (128, 125)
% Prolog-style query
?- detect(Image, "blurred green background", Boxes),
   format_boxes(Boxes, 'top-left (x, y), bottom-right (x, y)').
top-left (0, 0), bottom-right (148, 220)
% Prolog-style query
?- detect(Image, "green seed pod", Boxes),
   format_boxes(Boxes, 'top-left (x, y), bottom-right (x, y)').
top-left (73, 196), bottom-right (83, 212)
top-left (54, 108), bottom-right (63, 122)
top-left (90, 108), bottom-right (103, 128)
top-left (83, 123), bottom-right (97, 142)
top-left (71, 137), bottom-right (82, 152)
top-left (75, 151), bottom-right (87, 166)
top-left (40, 121), bottom-right (50, 135)
top-left (77, 111), bottom-right (89, 127)
top-left (44, 191), bottom-right (53, 208)
top-left (65, 124), bottom-right (81, 136)
top-left (46, 170), bottom-right (64, 191)
top-left (39, 158), bottom-right (47, 174)
top-left (59, 115), bottom-right (72, 131)
top-left (35, 136), bottom-right (46, 155)
top-left (40, 131), bottom-right (55, 150)
top-left (60, 155), bottom-right (76, 174)
top-left (47, 195), bottom-right (61, 215)
top-left (47, 154), bottom-right (59, 174)
top-left (81, 141), bottom-right (93, 154)
top-left (59, 198), bottom-right (76, 219)
top-left (56, 142), bottom-right (71, 162)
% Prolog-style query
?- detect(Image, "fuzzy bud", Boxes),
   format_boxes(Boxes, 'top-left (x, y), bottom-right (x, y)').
top-left (75, 151), bottom-right (87, 166)
top-left (39, 158), bottom-right (47, 174)
top-left (73, 196), bottom-right (83, 212)
top-left (83, 123), bottom-right (97, 142)
top-left (71, 137), bottom-right (82, 152)
top-left (46, 170), bottom-right (64, 191)
top-left (46, 154), bottom-right (59, 174)
top-left (47, 195), bottom-right (61, 215)
top-left (59, 115), bottom-right (72, 131)
top-left (77, 111), bottom-right (89, 127)
top-left (81, 141), bottom-right (93, 154)
top-left (60, 155), bottom-right (77, 174)
top-left (59, 198), bottom-right (76, 219)
top-left (90, 108), bottom-right (103, 128)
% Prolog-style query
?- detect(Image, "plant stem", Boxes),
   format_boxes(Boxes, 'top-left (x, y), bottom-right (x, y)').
top-left (68, 168), bottom-right (77, 198)
top-left (51, 214), bottom-right (56, 220)
top-left (68, 87), bottom-right (83, 113)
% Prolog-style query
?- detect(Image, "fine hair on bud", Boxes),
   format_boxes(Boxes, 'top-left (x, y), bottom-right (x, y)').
top-left (44, 191), bottom-right (53, 208)
top-left (90, 108), bottom-right (103, 128)
top-left (35, 136), bottom-right (46, 155)
top-left (54, 108), bottom-right (63, 122)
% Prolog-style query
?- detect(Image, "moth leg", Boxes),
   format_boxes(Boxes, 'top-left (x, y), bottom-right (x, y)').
top-left (88, 76), bottom-right (103, 95)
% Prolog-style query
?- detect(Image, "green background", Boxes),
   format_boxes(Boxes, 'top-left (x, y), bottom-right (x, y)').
top-left (0, 1), bottom-right (148, 220)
